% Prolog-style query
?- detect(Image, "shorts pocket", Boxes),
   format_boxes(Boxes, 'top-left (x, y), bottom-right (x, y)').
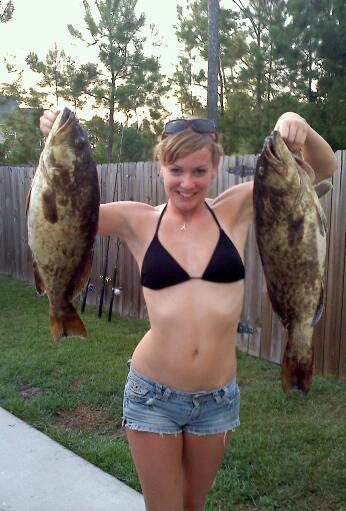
top-left (223, 383), bottom-right (240, 409)
top-left (124, 378), bottom-right (154, 403)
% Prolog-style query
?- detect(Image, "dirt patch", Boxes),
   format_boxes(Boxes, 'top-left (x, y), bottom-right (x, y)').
top-left (18, 384), bottom-right (42, 400)
top-left (55, 404), bottom-right (126, 437)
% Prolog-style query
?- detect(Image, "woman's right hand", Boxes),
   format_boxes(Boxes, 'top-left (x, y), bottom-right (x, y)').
top-left (40, 109), bottom-right (60, 137)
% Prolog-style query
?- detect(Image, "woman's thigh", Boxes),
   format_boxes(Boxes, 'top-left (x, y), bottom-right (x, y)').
top-left (126, 429), bottom-right (184, 511)
top-left (182, 431), bottom-right (232, 509)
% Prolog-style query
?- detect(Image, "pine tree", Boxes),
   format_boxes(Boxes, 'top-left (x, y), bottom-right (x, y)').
top-left (68, 0), bottom-right (167, 163)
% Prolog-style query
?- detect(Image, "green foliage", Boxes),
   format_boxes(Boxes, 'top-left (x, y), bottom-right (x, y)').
top-left (25, 45), bottom-right (95, 111)
top-left (82, 115), bottom-right (109, 163)
top-left (170, 53), bottom-right (205, 117)
top-left (26, 45), bottom-right (70, 107)
top-left (0, 0), bottom-right (14, 22)
top-left (0, 275), bottom-right (345, 510)
top-left (175, 0), bottom-right (243, 113)
top-left (119, 125), bottom-right (157, 162)
top-left (1, 60), bottom-right (26, 103)
top-left (0, 107), bottom-right (43, 165)
top-left (1, 0), bottom-right (345, 161)
top-left (82, 115), bottom-right (157, 163)
top-left (173, 0), bottom-right (345, 153)
top-left (0, 61), bottom-right (45, 165)
top-left (68, 0), bottom-right (168, 162)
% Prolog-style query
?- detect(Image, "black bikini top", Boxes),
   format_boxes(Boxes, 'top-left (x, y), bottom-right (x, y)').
top-left (140, 202), bottom-right (245, 290)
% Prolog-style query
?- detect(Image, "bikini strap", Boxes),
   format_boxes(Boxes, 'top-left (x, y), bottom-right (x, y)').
top-left (205, 201), bottom-right (222, 230)
top-left (154, 203), bottom-right (168, 235)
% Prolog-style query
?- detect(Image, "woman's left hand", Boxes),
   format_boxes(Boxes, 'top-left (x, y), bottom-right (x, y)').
top-left (274, 112), bottom-right (309, 153)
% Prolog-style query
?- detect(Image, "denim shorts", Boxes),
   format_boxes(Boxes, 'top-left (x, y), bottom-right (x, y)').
top-left (122, 364), bottom-right (240, 436)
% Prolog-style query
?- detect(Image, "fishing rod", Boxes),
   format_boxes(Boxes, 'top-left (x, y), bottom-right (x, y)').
top-left (98, 123), bottom-right (125, 318)
top-left (107, 240), bottom-right (121, 322)
top-left (81, 248), bottom-right (95, 313)
top-left (107, 160), bottom-right (130, 322)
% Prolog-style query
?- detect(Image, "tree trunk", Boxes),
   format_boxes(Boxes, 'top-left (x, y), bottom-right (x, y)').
top-left (107, 75), bottom-right (116, 164)
top-left (308, 37), bottom-right (313, 102)
top-left (207, 0), bottom-right (219, 123)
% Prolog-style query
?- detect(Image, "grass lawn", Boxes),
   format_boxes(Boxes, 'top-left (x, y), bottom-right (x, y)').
top-left (0, 274), bottom-right (345, 511)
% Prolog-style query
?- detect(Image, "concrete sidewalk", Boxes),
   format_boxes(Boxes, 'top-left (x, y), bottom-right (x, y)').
top-left (0, 407), bottom-right (145, 511)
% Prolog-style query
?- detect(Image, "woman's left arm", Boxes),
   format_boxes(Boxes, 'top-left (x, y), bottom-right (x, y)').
top-left (275, 112), bottom-right (338, 182)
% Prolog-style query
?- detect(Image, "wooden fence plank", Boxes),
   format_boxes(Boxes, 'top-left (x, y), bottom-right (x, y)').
top-left (336, 151), bottom-right (346, 380)
top-left (340, 239), bottom-right (346, 380)
top-left (323, 157), bottom-right (344, 376)
top-left (24, 168), bottom-right (35, 283)
top-left (17, 168), bottom-right (26, 281)
top-left (243, 224), bottom-right (263, 357)
top-left (259, 284), bottom-right (273, 360)
top-left (5, 167), bottom-right (15, 275)
top-left (312, 170), bottom-right (333, 374)
top-left (243, 155), bottom-right (262, 357)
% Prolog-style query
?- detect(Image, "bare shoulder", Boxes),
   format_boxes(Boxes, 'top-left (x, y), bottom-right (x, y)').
top-left (210, 181), bottom-right (254, 228)
top-left (98, 200), bottom-right (163, 240)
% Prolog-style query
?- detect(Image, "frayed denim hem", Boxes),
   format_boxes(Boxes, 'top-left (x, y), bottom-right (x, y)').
top-left (122, 418), bottom-right (240, 438)
top-left (123, 420), bottom-right (182, 437)
top-left (185, 418), bottom-right (240, 436)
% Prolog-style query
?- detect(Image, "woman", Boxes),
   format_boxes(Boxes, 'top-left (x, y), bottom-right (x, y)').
top-left (40, 110), bottom-right (337, 511)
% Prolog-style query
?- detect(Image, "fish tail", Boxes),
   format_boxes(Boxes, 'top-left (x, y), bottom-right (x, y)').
top-left (281, 342), bottom-right (314, 395)
top-left (49, 304), bottom-right (87, 342)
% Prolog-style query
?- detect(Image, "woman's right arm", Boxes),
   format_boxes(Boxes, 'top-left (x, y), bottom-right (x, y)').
top-left (98, 201), bottom-right (153, 240)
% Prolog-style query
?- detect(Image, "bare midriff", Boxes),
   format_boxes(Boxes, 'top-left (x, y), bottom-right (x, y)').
top-left (131, 278), bottom-right (244, 391)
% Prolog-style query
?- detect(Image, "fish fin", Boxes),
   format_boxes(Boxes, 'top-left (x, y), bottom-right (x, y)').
top-left (33, 261), bottom-right (46, 295)
top-left (49, 305), bottom-right (87, 343)
top-left (72, 253), bottom-right (93, 296)
top-left (315, 201), bottom-right (328, 237)
top-left (311, 284), bottom-right (324, 327)
top-left (287, 215), bottom-right (305, 247)
top-left (314, 179), bottom-right (333, 198)
top-left (25, 184), bottom-right (32, 216)
top-left (42, 188), bottom-right (58, 224)
top-left (281, 341), bottom-right (314, 394)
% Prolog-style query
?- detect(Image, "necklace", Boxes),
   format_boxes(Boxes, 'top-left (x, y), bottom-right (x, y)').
top-left (180, 223), bottom-right (187, 231)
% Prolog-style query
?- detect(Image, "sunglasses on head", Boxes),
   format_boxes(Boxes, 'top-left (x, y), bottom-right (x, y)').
top-left (162, 118), bottom-right (218, 141)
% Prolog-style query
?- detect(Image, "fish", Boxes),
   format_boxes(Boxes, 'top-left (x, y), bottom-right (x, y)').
top-left (26, 107), bottom-right (100, 342)
top-left (253, 130), bottom-right (332, 393)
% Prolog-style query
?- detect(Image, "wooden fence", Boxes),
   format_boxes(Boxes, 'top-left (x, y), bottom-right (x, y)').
top-left (0, 152), bottom-right (345, 380)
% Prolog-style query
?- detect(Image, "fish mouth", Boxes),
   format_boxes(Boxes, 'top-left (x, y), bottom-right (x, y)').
top-left (55, 107), bottom-right (77, 136)
top-left (264, 130), bottom-right (284, 164)
top-left (60, 107), bottom-right (75, 126)
top-left (256, 130), bottom-right (294, 178)
top-left (266, 131), bottom-right (315, 182)
top-left (46, 107), bottom-right (78, 146)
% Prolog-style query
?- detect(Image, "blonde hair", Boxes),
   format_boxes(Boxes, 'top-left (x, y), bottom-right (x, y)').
top-left (154, 129), bottom-right (224, 168)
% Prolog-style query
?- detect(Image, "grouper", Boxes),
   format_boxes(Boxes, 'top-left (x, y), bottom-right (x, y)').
top-left (254, 130), bottom-right (331, 393)
top-left (27, 107), bottom-right (100, 342)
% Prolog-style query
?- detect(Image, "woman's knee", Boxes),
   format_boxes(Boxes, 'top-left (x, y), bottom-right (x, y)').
top-left (183, 498), bottom-right (205, 511)
top-left (183, 490), bottom-right (206, 511)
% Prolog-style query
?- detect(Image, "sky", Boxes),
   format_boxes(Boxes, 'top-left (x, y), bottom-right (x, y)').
top-left (0, 0), bottom-right (183, 119)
